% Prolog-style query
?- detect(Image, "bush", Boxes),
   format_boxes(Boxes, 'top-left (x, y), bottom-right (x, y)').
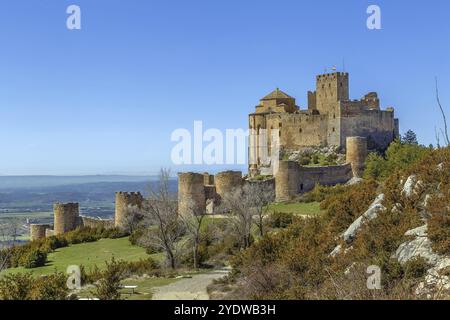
top-left (93, 258), bottom-right (127, 300)
top-left (266, 211), bottom-right (294, 229)
top-left (428, 213), bottom-right (450, 255)
top-left (19, 248), bottom-right (47, 269)
top-left (403, 257), bottom-right (429, 279)
top-left (0, 272), bottom-right (69, 300)
top-left (0, 273), bottom-right (34, 300)
top-left (364, 140), bottom-right (430, 181)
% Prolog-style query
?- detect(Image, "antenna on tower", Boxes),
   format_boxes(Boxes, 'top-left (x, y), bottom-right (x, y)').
top-left (343, 58), bottom-right (346, 72)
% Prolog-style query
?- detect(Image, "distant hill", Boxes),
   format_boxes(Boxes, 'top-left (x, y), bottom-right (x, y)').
top-left (0, 175), bottom-right (160, 190)
top-left (0, 176), bottom-right (177, 219)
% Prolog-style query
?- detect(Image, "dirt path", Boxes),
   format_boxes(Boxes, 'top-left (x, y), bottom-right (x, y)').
top-left (151, 268), bottom-right (230, 300)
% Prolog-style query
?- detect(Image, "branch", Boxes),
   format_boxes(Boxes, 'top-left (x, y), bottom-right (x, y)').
top-left (435, 77), bottom-right (450, 146)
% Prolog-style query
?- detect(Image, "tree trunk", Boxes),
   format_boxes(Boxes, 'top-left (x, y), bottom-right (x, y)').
top-left (193, 243), bottom-right (198, 269)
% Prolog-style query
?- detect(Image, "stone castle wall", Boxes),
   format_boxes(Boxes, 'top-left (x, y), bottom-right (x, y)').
top-left (340, 106), bottom-right (397, 150)
top-left (275, 161), bottom-right (353, 201)
top-left (115, 192), bottom-right (144, 229)
top-left (178, 172), bottom-right (206, 216)
top-left (30, 224), bottom-right (52, 241)
top-left (214, 171), bottom-right (243, 200)
top-left (265, 112), bottom-right (329, 150)
top-left (54, 203), bottom-right (79, 235)
top-left (346, 136), bottom-right (367, 178)
top-left (79, 216), bottom-right (114, 229)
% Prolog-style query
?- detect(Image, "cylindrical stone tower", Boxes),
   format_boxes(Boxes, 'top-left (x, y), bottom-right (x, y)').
top-left (178, 173), bottom-right (205, 216)
top-left (346, 136), bottom-right (367, 178)
top-left (54, 203), bottom-right (79, 235)
top-left (275, 161), bottom-right (300, 202)
top-left (115, 192), bottom-right (144, 229)
top-left (30, 224), bottom-right (52, 241)
top-left (214, 171), bottom-right (243, 200)
top-left (203, 172), bottom-right (214, 186)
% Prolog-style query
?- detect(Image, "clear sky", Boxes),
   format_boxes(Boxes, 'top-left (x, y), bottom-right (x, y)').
top-left (1, 0), bottom-right (450, 175)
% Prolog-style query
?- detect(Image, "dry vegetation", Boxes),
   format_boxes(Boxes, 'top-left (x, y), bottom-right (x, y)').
top-left (218, 144), bottom-right (449, 300)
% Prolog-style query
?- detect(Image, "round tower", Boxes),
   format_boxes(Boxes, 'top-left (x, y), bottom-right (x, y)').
top-left (275, 161), bottom-right (300, 202)
top-left (53, 203), bottom-right (79, 235)
top-left (115, 192), bottom-right (144, 229)
top-left (178, 173), bottom-right (205, 216)
top-left (203, 172), bottom-right (214, 186)
top-left (346, 136), bottom-right (367, 178)
top-left (214, 171), bottom-right (243, 200)
top-left (30, 224), bottom-right (51, 241)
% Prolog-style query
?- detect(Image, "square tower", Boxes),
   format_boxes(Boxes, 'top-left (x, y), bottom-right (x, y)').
top-left (315, 72), bottom-right (349, 115)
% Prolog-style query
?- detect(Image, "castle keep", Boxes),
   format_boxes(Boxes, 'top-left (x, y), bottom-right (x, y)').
top-left (249, 72), bottom-right (399, 176)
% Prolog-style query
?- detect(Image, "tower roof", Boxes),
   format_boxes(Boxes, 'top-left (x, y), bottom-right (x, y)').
top-left (261, 88), bottom-right (293, 100)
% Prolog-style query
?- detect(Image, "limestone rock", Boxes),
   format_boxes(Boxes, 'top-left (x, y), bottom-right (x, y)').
top-left (401, 175), bottom-right (417, 198)
top-left (395, 225), bottom-right (441, 265)
top-left (343, 194), bottom-right (386, 243)
top-left (329, 245), bottom-right (342, 257)
top-left (346, 177), bottom-right (363, 186)
top-left (395, 224), bottom-right (450, 298)
top-left (404, 224), bottom-right (428, 237)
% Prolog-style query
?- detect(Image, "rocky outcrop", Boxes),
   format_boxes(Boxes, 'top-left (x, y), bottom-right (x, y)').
top-left (394, 224), bottom-right (450, 299)
top-left (343, 194), bottom-right (386, 243)
top-left (329, 193), bottom-right (386, 256)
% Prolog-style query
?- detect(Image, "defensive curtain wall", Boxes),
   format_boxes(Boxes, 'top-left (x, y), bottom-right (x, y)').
top-left (29, 192), bottom-right (142, 240)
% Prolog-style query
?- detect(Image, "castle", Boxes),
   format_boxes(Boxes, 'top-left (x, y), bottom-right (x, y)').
top-left (249, 72), bottom-right (399, 176)
top-left (30, 71), bottom-right (401, 236)
top-left (176, 72), bottom-right (400, 214)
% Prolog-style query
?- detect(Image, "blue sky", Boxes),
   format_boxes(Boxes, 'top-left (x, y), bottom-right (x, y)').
top-left (1, 0), bottom-right (449, 175)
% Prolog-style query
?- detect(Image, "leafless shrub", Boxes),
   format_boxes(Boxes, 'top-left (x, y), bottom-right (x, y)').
top-left (140, 169), bottom-right (184, 269)
top-left (220, 182), bottom-right (274, 249)
top-left (179, 198), bottom-right (206, 269)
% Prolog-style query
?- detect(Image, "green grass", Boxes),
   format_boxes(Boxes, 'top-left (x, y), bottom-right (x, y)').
top-left (267, 201), bottom-right (323, 216)
top-left (2, 237), bottom-right (163, 277)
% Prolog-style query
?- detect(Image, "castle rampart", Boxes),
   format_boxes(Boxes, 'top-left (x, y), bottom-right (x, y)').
top-left (275, 161), bottom-right (353, 201)
top-left (30, 224), bottom-right (52, 241)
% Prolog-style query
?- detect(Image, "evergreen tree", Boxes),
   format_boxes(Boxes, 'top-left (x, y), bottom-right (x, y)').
top-left (402, 130), bottom-right (418, 145)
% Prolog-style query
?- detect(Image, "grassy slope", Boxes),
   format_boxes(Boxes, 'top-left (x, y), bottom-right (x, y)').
top-left (267, 201), bottom-right (323, 216)
top-left (2, 237), bottom-right (163, 277)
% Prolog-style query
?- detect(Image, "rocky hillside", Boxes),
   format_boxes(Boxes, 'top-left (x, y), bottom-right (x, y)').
top-left (222, 145), bottom-right (449, 299)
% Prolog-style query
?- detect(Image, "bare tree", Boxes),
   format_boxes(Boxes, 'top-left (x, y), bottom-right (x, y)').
top-left (246, 182), bottom-right (275, 237)
top-left (141, 169), bottom-right (183, 269)
top-left (220, 187), bottom-right (252, 249)
top-left (435, 77), bottom-right (449, 146)
top-left (179, 198), bottom-right (206, 269)
top-left (221, 182), bottom-right (274, 249)
top-left (0, 224), bottom-right (10, 272)
top-left (0, 219), bottom-right (21, 272)
top-left (122, 204), bottom-right (144, 234)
